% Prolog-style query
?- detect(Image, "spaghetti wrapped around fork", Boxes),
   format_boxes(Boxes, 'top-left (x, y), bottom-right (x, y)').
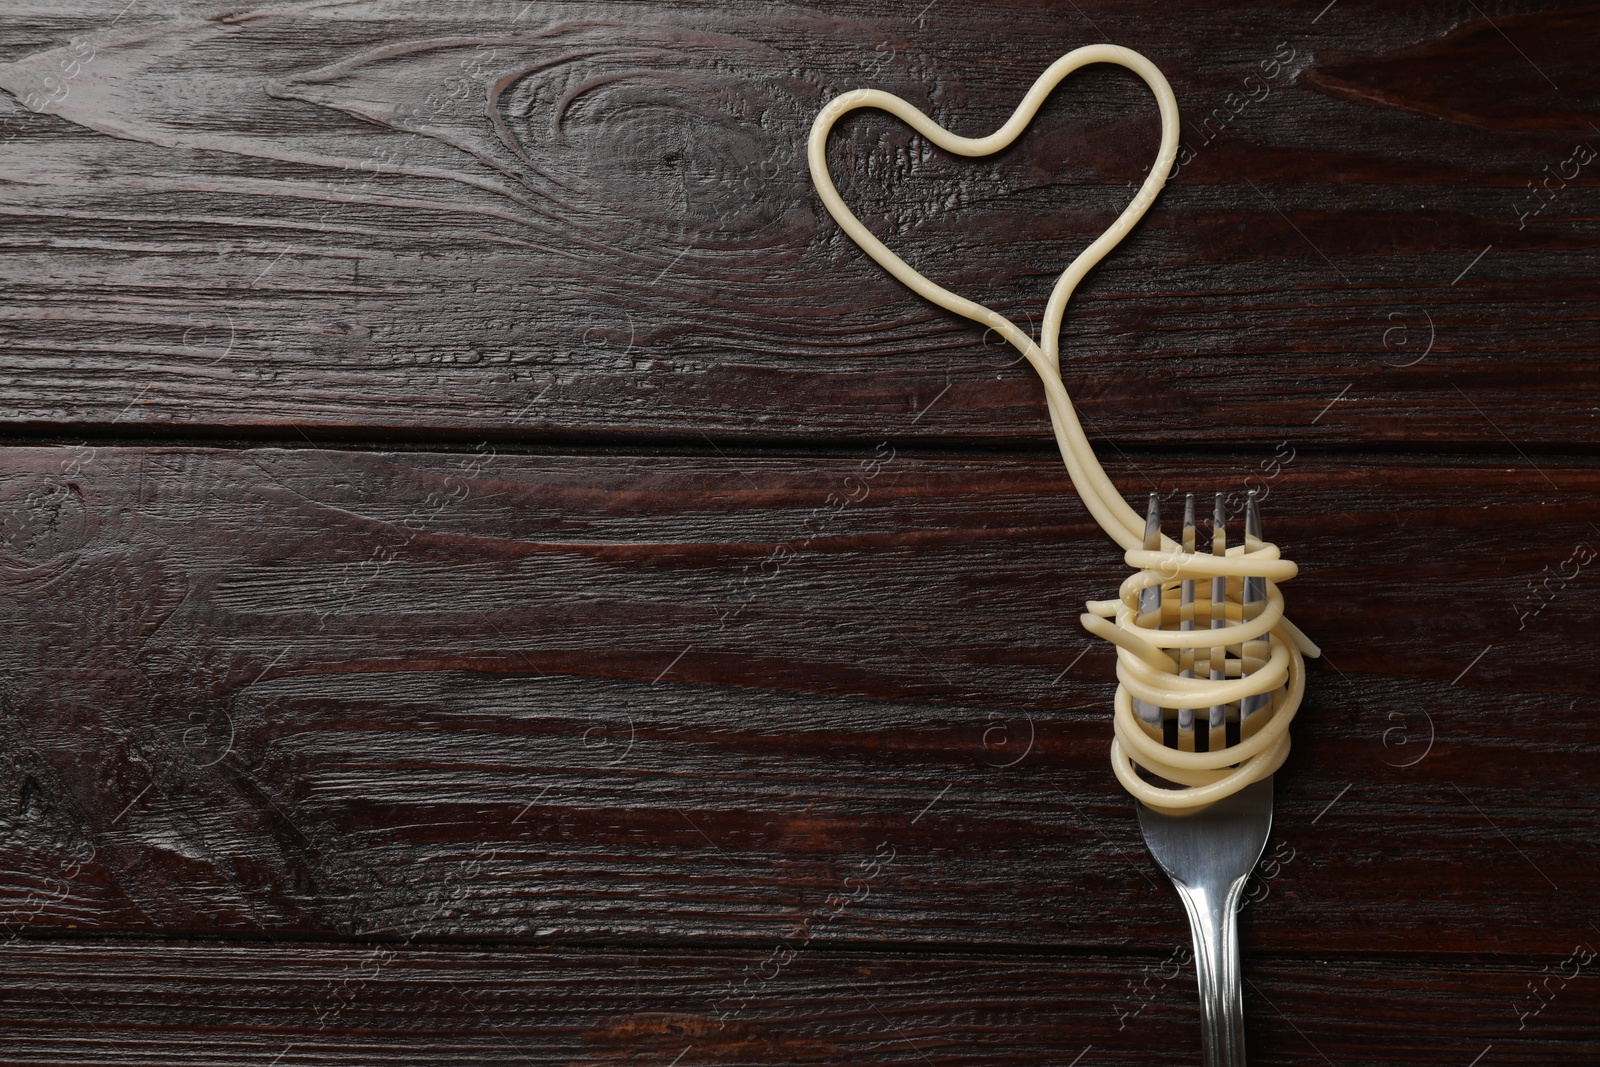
top-left (1081, 513), bottom-right (1316, 814)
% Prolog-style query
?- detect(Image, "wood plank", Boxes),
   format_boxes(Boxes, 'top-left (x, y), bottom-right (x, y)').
top-left (0, 2), bottom-right (1594, 444)
top-left (0, 940), bottom-right (1595, 1066)
top-left (0, 444), bottom-right (1595, 955)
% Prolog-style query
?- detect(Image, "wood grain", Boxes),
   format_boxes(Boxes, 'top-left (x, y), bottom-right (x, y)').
top-left (0, 941), bottom-right (1594, 1066)
top-left (3, 1), bottom-right (1597, 1061)
top-left (0, 1), bottom-right (1594, 445)
top-left (1, 445), bottom-right (1594, 957)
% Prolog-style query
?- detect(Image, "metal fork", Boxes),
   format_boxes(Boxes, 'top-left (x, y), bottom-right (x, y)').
top-left (1134, 491), bottom-right (1275, 1067)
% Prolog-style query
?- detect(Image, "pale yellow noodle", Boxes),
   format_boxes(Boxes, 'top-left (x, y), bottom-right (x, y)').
top-left (806, 44), bottom-right (1319, 813)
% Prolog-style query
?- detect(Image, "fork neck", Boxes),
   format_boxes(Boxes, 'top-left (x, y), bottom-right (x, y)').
top-left (1174, 878), bottom-right (1249, 1067)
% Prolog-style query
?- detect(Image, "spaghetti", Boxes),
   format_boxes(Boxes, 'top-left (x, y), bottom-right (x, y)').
top-left (807, 44), bottom-right (1318, 813)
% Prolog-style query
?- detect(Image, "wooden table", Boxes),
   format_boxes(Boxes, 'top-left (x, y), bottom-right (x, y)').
top-left (1, 1), bottom-right (1596, 1063)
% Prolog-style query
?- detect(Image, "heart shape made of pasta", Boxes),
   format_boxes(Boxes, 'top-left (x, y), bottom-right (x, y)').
top-left (807, 43), bottom-right (1178, 550)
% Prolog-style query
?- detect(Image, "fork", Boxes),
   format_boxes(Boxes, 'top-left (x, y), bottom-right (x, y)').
top-left (1134, 491), bottom-right (1275, 1067)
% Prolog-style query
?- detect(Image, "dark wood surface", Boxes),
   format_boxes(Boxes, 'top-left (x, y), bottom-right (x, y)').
top-left (2, 1), bottom-right (1597, 1064)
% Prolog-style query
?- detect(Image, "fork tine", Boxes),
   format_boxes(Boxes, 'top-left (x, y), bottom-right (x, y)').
top-left (1239, 491), bottom-right (1269, 734)
top-left (1177, 493), bottom-right (1196, 750)
top-left (1143, 492), bottom-right (1163, 552)
top-left (1136, 493), bottom-right (1164, 732)
top-left (1208, 493), bottom-right (1227, 746)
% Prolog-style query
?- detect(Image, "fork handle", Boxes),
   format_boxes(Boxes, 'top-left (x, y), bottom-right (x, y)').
top-left (1175, 878), bottom-right (1249, 1067)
